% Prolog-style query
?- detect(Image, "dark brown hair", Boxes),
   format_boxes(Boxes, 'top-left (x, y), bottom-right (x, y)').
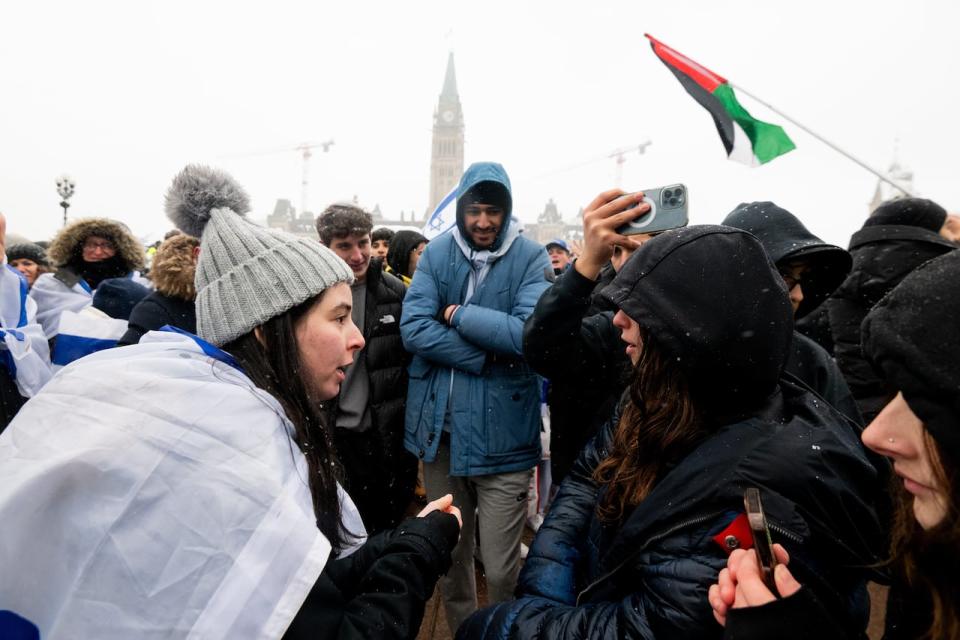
top-left (888, 435), bottom-right (960, 639)
top-left (222, 294), bottom-right (353, 553)
top-left (594, 329), bottom-right (704, 523)
top-left (315, 203), bottom-right (373, 245)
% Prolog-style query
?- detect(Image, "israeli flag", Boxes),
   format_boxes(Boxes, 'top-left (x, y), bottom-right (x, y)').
top-left (423, 186), bottom-right (459, 240)
top-left (51, 309), bottom-right (128, 370)
top-left (0, 264), bottom-right (52, 396)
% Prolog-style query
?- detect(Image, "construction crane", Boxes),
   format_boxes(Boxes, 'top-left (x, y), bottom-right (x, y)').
top-left (294, 141), bottom-right (334, 214)
top-left (221, 140), bottom-right (335, 214)
top-left (609, 140), bottom-right (652, 187)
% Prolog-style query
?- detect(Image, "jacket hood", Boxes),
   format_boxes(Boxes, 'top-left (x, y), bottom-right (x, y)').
top-left (47, 217), bottom-right (146, 272)
top-left (385, 230), bottom-right (427, 279)
top-left (601, 225), bottom-right (794, 414)
top-left (723, 202), bottom-right (851, 318)
top-left (455, 162), bottom-right (513, 252)
top-left (865, 197), bottom-right (947, 232)
top-left (862, 249), bottom-right (960, 461)
top-left (150, 234), bottom-right (200, 301)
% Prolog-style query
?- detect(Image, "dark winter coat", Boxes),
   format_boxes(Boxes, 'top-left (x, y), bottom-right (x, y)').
top-left (285, 510), bottom-right (459, 640)
top-left (523, 264), bottom-right (628, 484)
top-left (827, 224), bottom-right (956, 422)
top-left (117, 292), bottom-right (197, 346)
top-left (457, 226), bottom-right (883, 640)
top-left (118, 233), bottom-right (199, 346)
top-left (328, 262), bottom-right (417, 534)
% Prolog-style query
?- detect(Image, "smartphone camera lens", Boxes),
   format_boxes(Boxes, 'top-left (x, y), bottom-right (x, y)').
top-left (668, 197), bottom-right (678, 206)
top-left (664, 189), bottom-right (673, 199)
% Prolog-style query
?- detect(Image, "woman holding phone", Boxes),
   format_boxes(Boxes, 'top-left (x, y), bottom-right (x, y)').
top-left (456, 202), bottom-right (885, 639)
top-left (709, 249), bottom-right (960, 640)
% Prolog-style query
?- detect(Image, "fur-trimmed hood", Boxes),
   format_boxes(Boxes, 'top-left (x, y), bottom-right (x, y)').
top-left (150, 234), bottom-right (199, 300)
top-left (47, 218), bottom-right (145, 272)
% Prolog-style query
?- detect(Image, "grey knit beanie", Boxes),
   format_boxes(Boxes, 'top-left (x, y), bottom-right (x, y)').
top-left (165, 165), bottom-right (353, 346)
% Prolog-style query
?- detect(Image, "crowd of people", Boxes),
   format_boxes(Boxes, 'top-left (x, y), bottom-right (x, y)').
top-left (0, 161), bottom-right (956, 639)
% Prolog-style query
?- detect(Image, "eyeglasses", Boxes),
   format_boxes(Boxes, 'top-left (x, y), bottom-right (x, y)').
top-left (83, 239), bottom-right (116, 252)
top-left (778, 269), bottom-right (805, 291)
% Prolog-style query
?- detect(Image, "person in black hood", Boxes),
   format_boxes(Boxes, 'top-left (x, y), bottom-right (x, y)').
top-left (384, 230), bottom-right (427, 286)
top-left (827, 197), bottom-right (956, 423)
top-left (457, 225), bottom-right (883, 640)
top-left (723, 202), bottom-right (862, 425)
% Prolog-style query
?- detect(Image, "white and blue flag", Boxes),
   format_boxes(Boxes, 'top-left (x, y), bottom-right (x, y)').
top-left (0, 264), bottom-right (51, 397)
top-left (423, 186), bottom-right (459, 240)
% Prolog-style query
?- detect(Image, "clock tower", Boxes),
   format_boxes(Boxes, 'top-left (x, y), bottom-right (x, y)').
top-left (427, 52), bottom-right (465, 218)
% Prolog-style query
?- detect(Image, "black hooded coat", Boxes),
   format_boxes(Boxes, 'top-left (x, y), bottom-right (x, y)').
top-left (827, 204), bottom-right (956, 422)
top-left (457, 226), bottom-right (884, 640)
top-left (722, 203), bottom-right (861, 425)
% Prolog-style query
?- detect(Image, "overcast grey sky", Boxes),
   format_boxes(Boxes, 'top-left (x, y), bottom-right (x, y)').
top-left (2, 0), bottom-right (957, 246)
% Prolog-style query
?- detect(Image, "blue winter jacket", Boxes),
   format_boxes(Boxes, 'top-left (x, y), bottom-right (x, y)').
top-left (400, 163), bottom-right (552, 476)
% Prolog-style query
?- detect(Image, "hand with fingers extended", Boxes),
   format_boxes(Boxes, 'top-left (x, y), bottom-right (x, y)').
top-left (417, 493), bottom-right (463, 531)
top-left (575, 189), bottom-right (651, 280)
top-left (708, 543), bottom-right (801, 627)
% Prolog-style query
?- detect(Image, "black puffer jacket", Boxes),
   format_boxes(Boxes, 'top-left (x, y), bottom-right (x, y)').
top-left (328, 261), bottom-right (417, 534)
top-left (827, 224), bottom-right (955, 421)
top-left (523, 264), bottom-right (629, 484)
top-left (458, 226), bottom-right (884, 640)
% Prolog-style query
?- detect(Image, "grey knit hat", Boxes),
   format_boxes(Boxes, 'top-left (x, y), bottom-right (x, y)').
top-left (165, 165), bottom-right (353, 346)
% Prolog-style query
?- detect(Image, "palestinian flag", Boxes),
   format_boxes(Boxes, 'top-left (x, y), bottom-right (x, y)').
top-left (646, 34), bottom-right (796, 166)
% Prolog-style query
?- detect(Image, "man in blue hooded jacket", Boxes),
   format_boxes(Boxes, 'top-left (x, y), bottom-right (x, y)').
top-left (400, 162), bottom-right (552, 634)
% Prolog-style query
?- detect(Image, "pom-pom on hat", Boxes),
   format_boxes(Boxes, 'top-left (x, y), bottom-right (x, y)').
top-left (165, 165), bottom-right (353, 346)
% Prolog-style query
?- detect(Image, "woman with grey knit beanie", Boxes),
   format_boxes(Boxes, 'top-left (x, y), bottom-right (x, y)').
top-left (0, 165), bottom-right (460, 639)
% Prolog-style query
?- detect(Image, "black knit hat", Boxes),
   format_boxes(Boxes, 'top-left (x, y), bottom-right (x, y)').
top-left (92, 278), bottom-right (151, 321)
top-left (861, 249), bottom-right (960, 459)
top-left (6, 243), bottom-right (50, 267)
top-left (864, 197), bottom-right (947, 233)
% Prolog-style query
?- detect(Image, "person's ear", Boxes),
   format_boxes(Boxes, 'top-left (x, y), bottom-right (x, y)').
top-left (192, 246), bottom-right (201, 262)
top-left (254, 326), bottom-right (265, 346)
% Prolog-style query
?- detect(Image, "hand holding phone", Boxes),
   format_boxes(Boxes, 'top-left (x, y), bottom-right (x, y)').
top-left (616, 184), bottom-right (689, 236)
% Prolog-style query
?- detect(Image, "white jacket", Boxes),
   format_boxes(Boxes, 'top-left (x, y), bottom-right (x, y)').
top-left (0, 263), bottom-right (51, 396)
top-left (0, 329), bottom-right (364, 639)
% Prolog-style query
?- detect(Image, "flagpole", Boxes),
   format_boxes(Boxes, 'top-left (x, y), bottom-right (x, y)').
top-left (729, 82), bottom-right (915, 197)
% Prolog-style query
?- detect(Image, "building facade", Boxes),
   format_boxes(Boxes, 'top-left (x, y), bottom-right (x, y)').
top-left (427, 52), bottom-right (465, 219)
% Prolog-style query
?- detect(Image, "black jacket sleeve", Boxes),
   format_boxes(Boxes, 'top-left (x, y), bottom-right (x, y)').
top-left (283, 510), bottom-right (459, 640)
top-left (724, 587), bottom-right (849, 640)
top-left (117, 299), bottom-right (171, 347)
top-left (522, 264), bottom-right (622, 382)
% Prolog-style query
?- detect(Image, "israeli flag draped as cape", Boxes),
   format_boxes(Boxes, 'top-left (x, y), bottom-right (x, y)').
top-left (28, 272), bottom-right (92, 338)
top-left (0, 263), bottom-right (51, 397)
top-left (0, 330), bottom-right (364, 639)
top-left (51, 308), bottom-right (128, 370)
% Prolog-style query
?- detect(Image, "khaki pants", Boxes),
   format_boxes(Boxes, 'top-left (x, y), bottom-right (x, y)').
top-left (423, 440), bottom-right (533, 636)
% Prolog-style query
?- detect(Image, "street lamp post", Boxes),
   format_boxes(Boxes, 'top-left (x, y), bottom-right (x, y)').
top-left (56, 175), bottom-right (76, 227)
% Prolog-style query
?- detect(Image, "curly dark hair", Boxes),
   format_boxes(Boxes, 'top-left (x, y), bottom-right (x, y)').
top-left (315, 203), bottom-right (374, 245)
top-left (594, 328), bottom-right (705, 523)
